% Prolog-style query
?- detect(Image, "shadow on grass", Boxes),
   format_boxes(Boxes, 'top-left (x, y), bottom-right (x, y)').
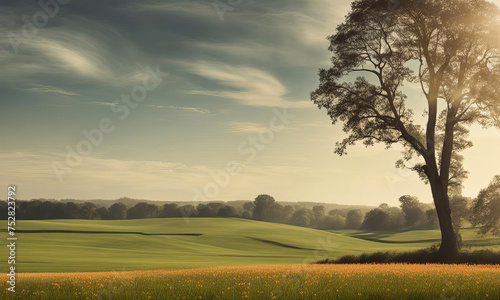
top-left (348, 236), bottom-right (440, 244)
top-left (247, 237), bottom-right (315, 250)
top-left (9, 230), bottom-right (202, 236)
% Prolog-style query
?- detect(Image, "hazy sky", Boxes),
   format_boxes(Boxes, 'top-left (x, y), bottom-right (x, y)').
top-left (1, 0), bottom-right (499, 206)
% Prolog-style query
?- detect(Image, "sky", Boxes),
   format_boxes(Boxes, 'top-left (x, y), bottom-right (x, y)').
top-left (1, 0), bottom-right (499, 206)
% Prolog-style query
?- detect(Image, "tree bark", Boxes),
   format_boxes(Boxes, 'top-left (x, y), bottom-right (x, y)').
top-left (423, 71), bottom-right (459, 261)
top-left (428, 175), bottom-right (458, 261)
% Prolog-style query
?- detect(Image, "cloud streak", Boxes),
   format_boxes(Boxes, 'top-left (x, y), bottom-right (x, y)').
top-left (148, 105), bottom-right (209, 114)
top-left (226, 121), bottom-right (268, 133)
top-left (183, 61), bottom-right (311, 108)
top-left (27, 85), bottom-right (79, 96)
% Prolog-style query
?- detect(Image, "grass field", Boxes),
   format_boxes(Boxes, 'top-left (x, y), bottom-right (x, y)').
top-left (2, 264), bottom-right (499, 299)
top-left (1, 218), bottom-right (499, 299)
top-left (329, 226), bottom-right (500, 249)
top-left (1, 218), bottom-right (499, 273)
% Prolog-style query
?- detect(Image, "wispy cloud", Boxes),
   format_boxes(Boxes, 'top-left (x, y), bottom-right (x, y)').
top-left (182, 61), bottom-right (310, 108)
top-left (226, 121), bottom-right (267, 133)
top-left (128, 1), bottom-right (215, 17)
top-left (35, 38), bottom-right (105, 78)
top-left (27, 34), bottom-right (150, 85)
top-left (1, 24), bottom-right (150, 88)
top-left (89, 102), bottom-right (116, 107)
top-left (148, 105), bottom-right (209, 114)
top-left (27, 85), bottom-right (79, 96)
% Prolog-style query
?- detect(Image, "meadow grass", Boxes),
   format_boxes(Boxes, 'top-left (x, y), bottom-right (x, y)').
top-left (1, 219), bottom-right (499, 298)
top-left (0, 218), bottom-right (435, 273)
top-left (1, 264), bottom-right (499, 299)
top-left (1, 218), bottom-right (498, 272)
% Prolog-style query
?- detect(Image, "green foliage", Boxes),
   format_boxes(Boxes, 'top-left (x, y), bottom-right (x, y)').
top-left (321, 215), bottom-right (346, 230)
top-left (471, 175), bottom-right (500, 236)
top-left (217, 205), bottom-right (238, 217)
top-left (345, 209), bottom-right (363, 229)
top-left (399, 196), bottom-right (430, 227)
top-left (321, 247), bottom-right (500, 264)
top-left (362, 204), bottom-right (405, 230)
top-left (425, 209), bottom-right (439, 228)
top-left (126, 202), bottom-right (159, 219)
top-left (289, 208), bottom-right (312, 227)
top-left (107, 203), bottom-right (128, 220)
top-left (252, 194), bottom-right (277, 221)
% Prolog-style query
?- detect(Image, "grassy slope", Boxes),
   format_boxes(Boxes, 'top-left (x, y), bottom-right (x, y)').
top-left (330, 226), bottom-right (500, 250)
top-left (1, 218), bottom-right (499, 272)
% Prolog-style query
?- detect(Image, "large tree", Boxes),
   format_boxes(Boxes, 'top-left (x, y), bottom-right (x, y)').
top-left (311, 0), bottom-right (500, 260)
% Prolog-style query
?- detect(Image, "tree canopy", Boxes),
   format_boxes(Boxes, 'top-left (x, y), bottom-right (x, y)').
top-left (471, 175), bottom-right (500, 235)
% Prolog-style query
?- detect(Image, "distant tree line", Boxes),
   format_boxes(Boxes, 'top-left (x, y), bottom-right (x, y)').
top-left (0, 197), bottom-right (363, 230)
top-left (0, 195), bottom-right (473, 232)
top-left (0, 194), bottom-right (457, 232)
top-left (360, 195), bottom-right (471, 232)
top-left (2, 179), bottom-right (498, 235)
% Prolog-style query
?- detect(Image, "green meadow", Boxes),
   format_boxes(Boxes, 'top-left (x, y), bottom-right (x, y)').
top-left (1, 218), bottom-right (499, 273)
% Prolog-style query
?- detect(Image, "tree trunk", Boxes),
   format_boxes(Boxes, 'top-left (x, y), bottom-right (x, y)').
top-left (429, 176), bottom-right (458, 261)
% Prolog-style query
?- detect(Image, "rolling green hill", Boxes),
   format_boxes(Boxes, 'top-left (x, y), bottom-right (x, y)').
top-left (1, 218), bottom-right (498, 272)
top-left (330, 226), bottom-right (500, 249)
